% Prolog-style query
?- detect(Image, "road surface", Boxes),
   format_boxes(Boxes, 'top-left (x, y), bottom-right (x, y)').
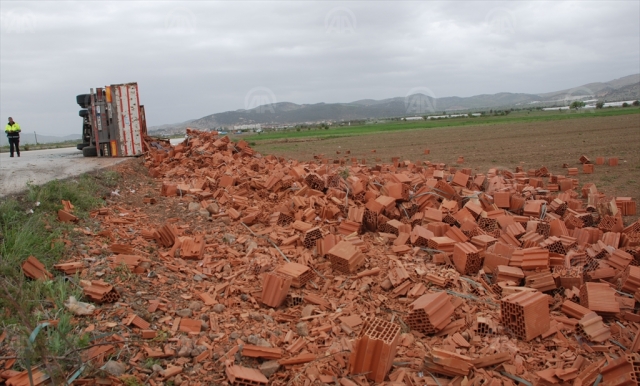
top-left (0, 139), bottom-right (184, 197)
top-left (0, 147), bottom-right (127, 197)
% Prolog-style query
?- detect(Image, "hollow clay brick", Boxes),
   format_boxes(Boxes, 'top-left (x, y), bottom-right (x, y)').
top-left (261, 272), bottom-right (291, 308)
top-left (500, 291), bottom-right (550, 341)
top-left (348, 317), bottom-right (401, 383)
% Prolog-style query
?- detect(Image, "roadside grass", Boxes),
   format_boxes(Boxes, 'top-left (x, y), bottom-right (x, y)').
top-left (245, 106), bottom-right (640, 142)
top-left (0, 171), bottom-right (115, 383)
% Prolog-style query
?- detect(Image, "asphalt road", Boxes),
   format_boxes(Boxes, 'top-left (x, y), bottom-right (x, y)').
top-left (0, 139), bottom-right (185, 197)
top-left (0, 146), bottom-right (128, 197)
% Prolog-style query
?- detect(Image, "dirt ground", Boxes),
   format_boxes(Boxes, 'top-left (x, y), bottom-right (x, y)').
top-left (254, 114), bottom-right (640, 222)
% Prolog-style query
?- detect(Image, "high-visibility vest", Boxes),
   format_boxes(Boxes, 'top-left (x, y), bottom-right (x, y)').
top-left (5, 123), bottom-right (21, 133)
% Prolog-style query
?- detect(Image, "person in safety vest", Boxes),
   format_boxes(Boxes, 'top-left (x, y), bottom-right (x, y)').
top-left (5, 117), bottom-right (21, 157)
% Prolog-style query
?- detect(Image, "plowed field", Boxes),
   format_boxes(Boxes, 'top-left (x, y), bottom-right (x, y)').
top-left (254, 114), bottom-right (640, 221)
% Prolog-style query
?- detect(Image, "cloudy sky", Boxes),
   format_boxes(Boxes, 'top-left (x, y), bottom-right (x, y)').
top-left (1, 1), bottom-right (638, 136)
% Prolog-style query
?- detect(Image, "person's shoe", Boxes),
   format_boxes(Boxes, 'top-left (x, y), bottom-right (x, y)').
top-left (10, 155), bottom-right (14, 157)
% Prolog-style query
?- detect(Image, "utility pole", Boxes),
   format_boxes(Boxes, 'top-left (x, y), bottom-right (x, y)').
top-left (34, 131), bottom-right (38, 145)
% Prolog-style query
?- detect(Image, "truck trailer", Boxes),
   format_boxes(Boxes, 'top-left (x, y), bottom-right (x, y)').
top-left (76, 82), bottom-right (148, 157)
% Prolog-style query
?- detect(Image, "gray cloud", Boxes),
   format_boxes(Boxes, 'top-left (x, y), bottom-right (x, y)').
top-left (1, 1), bottom-right (638, 135)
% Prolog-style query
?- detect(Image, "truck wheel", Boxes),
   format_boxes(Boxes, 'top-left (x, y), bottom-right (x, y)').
top-left (83, 146), bottom-right (98, 157)
top-left (79, 109), bottom-right (89, 117)
top-left (76, 143), bottom-right (90, 151)
top-left (76, 94), bottom-right (91, 108)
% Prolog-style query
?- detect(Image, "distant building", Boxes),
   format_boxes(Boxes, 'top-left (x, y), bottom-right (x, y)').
top-left (405, 116), bottom-right (424, 121)
top-left (603, 100), bottom-right (636, 107)
top-left (426, 113), bottom-right (468, 120)
top-left (234, 124), bottom-right (262, 131)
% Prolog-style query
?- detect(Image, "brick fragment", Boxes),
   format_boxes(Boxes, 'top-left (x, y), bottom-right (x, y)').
top-left (58, 209), bottom-right (79, 223)
top-left (327, 241), bottom-right (365, 273)
top-left (124, 314), bottom-right (151, 330)
top-left (276, 262), bottom-right (315, 288)
top-left (81, 280), bottom-right (120, 303)
top-left (577, 312), bottom-right (610, 343)
top-left (620, 265), bottom-right (640, 294)
top-left (524, 271), bottom-right (556, 292)
top-left (179, 318), bottom-right (202, 333)
top-left (580, 282), bottom-right (620, 316)
top-left (179, 235), bottom-right (205, 259)
top-left (53, 261), bottom-right (84, 275)
top-left (606, 248), bottom-right (633, 271)
top-left (579, 155), bottom-right (591, 164)
top-left (615, 197), bottom-right (637, 216)
top-left (21, 256), bottom-right (53, 280)
top-left (406, 292), bottom-right (454, 334)
top-left (601, 354), bottom-right (639, 386)
top-left (452, 242), bottom-right (482, 275)
top-left (156, 223), bottom-right (178, 247)
top-left (303, 227), bottom-right (323, 248)
top-left (242, 345), bottom-right (283, 360)
top-left (261, 272), bottom-right (291, 308)
top-left (495, 265), bottom-right (524, 283)
top-left (160, 181), bottom-right (177, 196)
top-left (410, 225), bottom-right (434, 247)
top-left (427, 236), bottom-right (456, 253)
top-left (141, 330), bottom-right (157, 339)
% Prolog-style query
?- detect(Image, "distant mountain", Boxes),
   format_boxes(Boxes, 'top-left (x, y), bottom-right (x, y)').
top-left (0, 133), bottom-right (80, 147)
top-left (600, 82), bottom-right (640, 102)
top-left (149, 74), bottom-right (640, 133)
top-left (537, 74), bottom-right (639, 101)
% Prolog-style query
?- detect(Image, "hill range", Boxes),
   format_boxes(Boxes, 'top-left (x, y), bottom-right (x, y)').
top-left (150, 74), bottom-right (639, 133)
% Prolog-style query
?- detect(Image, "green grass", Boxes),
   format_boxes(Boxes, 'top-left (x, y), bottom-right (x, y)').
top-left (245, 106), bottom-right (640, 142)
top-left (0, 171), bottom-right (116, 382)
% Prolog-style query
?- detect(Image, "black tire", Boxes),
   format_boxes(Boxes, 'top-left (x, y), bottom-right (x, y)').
top-left (76, 142), bottom-right (90, 151)
top-left (79, 109), bottom-right (89, 118)
top-left (83, 146), bottom-right (97, 157)
top-left (76, 94), bottom-right (91, 108)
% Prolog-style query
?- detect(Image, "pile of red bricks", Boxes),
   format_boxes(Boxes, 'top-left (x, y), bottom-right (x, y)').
top-left (4, 129), bottom-right (640, 385)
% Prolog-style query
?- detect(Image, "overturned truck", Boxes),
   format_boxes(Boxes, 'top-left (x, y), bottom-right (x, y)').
top-left (76, 82), bottom-right (148, 157)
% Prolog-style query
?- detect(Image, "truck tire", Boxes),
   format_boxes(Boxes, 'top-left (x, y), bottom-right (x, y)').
top-left (76, 94), bottom-right (91, 108)
top-left (83, 146), bottom-right (98, 157)
top-left (79, 109), bottom-right (89, 117)
top-left (76, 142), bottom-right (90, 151)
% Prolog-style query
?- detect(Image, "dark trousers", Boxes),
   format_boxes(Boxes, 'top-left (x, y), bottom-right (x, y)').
top-left (8, 137), bottom-right (20, 157)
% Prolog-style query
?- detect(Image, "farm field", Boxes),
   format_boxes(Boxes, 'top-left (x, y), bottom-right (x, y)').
top-left (244, 107), bottom-right (640, 142)
top-left (252, 112), bottom-right (640, 222)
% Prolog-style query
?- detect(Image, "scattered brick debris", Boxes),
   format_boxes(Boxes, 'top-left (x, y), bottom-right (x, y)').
top-left (2, 129), bottom-right (639, 385)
